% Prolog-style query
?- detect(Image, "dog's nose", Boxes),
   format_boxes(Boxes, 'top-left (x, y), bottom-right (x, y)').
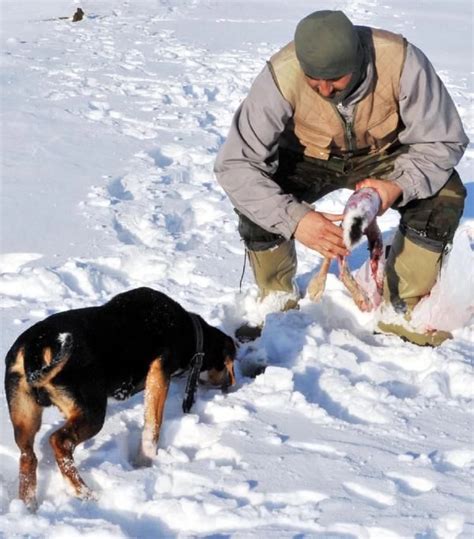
top-left (220, 371), bottom-right (230, 393)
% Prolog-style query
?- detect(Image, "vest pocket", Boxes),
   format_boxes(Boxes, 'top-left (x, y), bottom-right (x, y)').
top-left (366, 111), bottom-right (400, 149)
top-left (295, 123), bottom-right (333, 159)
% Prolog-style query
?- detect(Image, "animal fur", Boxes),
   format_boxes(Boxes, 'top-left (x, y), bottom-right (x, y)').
top-left (4, 287), bottom-right (236, 510)
top-left (307, 187), bottom-right (383, 311)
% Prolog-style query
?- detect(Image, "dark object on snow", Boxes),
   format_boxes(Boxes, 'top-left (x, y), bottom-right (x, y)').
top-left (4, 287), bottom-right (236, 511)
top-left (45, 8), bottom-right (84, 22)
top-left (235, 323), bottom-right (262, 343)
top-left (72, 8), bottom-right (84, 22)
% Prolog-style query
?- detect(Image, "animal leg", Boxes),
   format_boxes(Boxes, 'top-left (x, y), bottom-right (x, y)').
top-left (338, 257), bottom-right (373, 312)
top-left (137, 358), bottom-right (170, 466)
top-left (5, 348), bottom-right (43, 511)
top-left (49, 410), bottom-right (104, 499)
top-left (307, 257), bottom-right (332, 301)
top-left (9, 388), bottom-right (43, 511)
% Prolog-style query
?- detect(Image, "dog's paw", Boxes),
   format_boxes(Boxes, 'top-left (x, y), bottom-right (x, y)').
top-left (23, 495), bottom-right (39, 513)
top-left (134, 455), bottom-right (153, 468)
top-left (134, 448), bottom-right (155, 468)
top-left (77, 485), bottom-right (97, 502)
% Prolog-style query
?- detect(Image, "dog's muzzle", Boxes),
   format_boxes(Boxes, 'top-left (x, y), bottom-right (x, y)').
top-left (201, 359), bottom-right (236, 392)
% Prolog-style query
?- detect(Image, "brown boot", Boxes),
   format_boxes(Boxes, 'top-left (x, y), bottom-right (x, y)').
top-left (378, 234), bottom-right (452, 346)
top-left (247, 240), bottom-right (299, 309)
top-left (236, 241), bottom-right (299, 342)
top-left (377, 320), bottom-right (452, 347)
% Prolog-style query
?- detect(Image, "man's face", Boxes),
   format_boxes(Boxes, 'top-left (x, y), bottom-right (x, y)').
top-left (304, 73), bottom-right (353, 98)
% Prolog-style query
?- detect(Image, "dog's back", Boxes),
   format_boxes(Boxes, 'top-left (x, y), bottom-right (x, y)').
top-left (5, 288), bottom-right (191, 402)
top-left (4, 287), bottom-right (236, 510)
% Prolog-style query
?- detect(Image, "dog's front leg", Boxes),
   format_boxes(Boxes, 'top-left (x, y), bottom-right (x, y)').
top-left (137, 357), bottom-right (170, 467)
top-left (307, 257), bottom-right (332, 301)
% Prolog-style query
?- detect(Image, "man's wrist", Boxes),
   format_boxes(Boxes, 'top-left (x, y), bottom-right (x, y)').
top-left (288, 203), bottom-right (313, 239)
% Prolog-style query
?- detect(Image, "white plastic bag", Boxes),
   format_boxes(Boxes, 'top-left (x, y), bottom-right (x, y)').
top-left (411, 225), bottom-right (474, 332)
top-left (353, 225), bottom-right (474, 331)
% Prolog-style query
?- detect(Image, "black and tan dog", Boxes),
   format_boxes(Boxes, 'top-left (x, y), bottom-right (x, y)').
top-left (4, 287), bottom-right (236, 510)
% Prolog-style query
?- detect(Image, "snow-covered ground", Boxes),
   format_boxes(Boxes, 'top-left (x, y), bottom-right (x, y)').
top-left (1, 0), bottom-right (473, 537)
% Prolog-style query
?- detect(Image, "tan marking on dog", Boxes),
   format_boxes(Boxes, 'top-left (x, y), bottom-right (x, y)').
top-left (49, 412), bottom-right (95, 498)
top-left (30, 354), bottom-right (70, 388)
top-left (47, 390), bottom-right (96, 497)
top-left (225, 356), bottom-right (236, 386)
top-left (10, 385), bottom-right (40, 428)
top-left (207, 357), bottom-right (235, 388)
top-left (43, 347), bottom-right (53, 366)
top-left (7, 363), bottom-right (43, 510)
top-left (207, 368), bottom-right (222, 386)
top-left (9, 383), bottom-right (42, 439)
top-left (9, 348), bottom-right (26, 377)
top-left (8, 361), bottom-right (39, 430)
top-left (139, 357), bottom-right (169, 463)
top-left (47, 386), bottom-right (81, 420)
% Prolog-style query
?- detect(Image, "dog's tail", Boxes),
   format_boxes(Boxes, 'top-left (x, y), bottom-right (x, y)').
top-left (25, 332), bottom-right (73, 387)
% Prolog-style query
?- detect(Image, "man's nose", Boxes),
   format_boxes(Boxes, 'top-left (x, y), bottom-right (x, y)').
top-left (317, 80), bottom-right (334, 97)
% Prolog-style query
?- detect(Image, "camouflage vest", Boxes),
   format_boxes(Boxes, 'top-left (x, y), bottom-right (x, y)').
top-left (269, 28), bottom-right (407, 160)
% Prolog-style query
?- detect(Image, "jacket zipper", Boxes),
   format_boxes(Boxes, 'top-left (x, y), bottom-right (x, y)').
top-left (345, 119), bottom-right (355, 153)
top-left (333, 103), bottom-right (357, 155)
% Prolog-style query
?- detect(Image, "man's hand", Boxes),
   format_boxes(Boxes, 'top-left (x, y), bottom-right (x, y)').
top-left (294, 211), bottom-right (349, 259)
top-left (356, 178), bottom-right (403, 214)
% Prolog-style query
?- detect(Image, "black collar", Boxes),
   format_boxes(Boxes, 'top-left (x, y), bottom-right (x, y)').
top-left (182, 313), bottom-right (205, 413)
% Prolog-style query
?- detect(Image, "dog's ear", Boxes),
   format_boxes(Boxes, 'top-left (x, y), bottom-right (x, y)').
top-left (224, 335), bottom-right (238, 358)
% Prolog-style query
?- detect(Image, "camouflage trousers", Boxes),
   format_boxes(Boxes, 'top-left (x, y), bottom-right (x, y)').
top-left (236, 147), bottom-right (466, 315)
top-left (237, 147), bottom-right (466, 254)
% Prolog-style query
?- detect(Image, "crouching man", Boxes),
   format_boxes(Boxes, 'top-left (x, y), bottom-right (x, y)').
top-left (214, 10), bottom-right (468, 346)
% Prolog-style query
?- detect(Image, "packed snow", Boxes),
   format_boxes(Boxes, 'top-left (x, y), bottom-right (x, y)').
top-left (1, 0), bottom-right (473, 538)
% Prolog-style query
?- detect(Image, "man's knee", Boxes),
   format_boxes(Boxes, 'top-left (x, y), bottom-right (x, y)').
top-left (398, 170), bottom-right (466, 250)
top-left (236, 210), bottom-right (287, 251)
top-left (384, 171), bottom-right (466, 313)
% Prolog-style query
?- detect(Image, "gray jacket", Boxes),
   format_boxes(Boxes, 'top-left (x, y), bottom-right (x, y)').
top-left (214, 42), bottom-right (469, 240)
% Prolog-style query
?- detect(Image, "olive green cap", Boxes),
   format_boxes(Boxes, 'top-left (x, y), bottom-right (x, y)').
top-left (294, 10), bottom-right (360, 79)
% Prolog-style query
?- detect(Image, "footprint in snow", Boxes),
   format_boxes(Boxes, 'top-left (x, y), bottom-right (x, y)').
top-left (343, 481), bottom-right (397, 507)
top-left (86, 100), bottom-right (112, 121)
top-left (386, 471), bottom-right (436, 496)
top-left (429, 448), bottom-right (474, 471)
top-left (0, 253), bottom-right (43, 273)
top-left (286, 440), bottom-right (347, 459)
top-left (107, 177), bottom-right (134, 202)
top-left (146, 147), bottom-right (174, 168)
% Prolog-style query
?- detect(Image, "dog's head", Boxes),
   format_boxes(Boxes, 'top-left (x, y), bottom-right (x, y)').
top-left (203, 331), bottom-right (236, 390)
